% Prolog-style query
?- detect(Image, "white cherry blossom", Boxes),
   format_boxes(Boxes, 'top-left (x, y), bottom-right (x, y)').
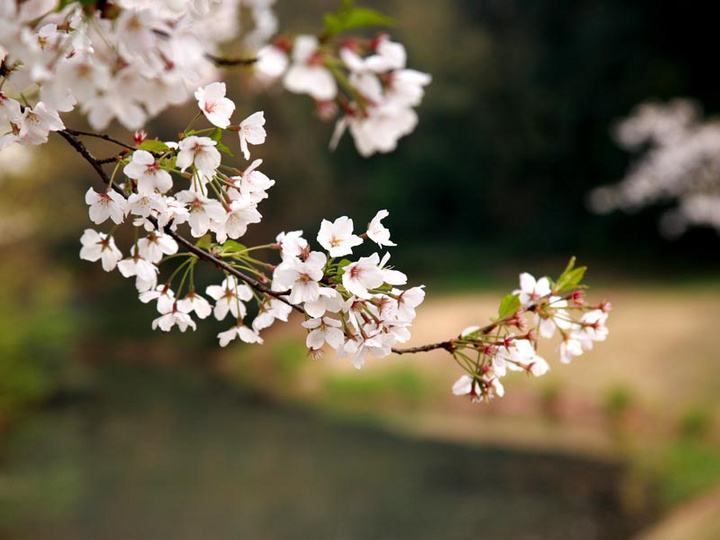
top-left (176, 190), bottom-right (225, 237)
top-left (272, 251), bottom-right (327, 304)
top-left (137, 231), bottom-right (178, 263)
top-left (317, 216), bottom-right (363, 257)
top-left (214, 198), bottom-right (262, 243)
top-left (303, 316), bottom-right (344, 351)
top-left (206, 276), bottom-right (253, 321)
top-left (218, 323), bottom-right (264, 347)
top-left (117, 250), bottom-right (158, 292)
top-left (177, 291), bottom-right (213, 320)
top-left (283, 35), bottom-right (337, 101)
top-left (19, 102), bottom-right (64, 145)
top-left (152, 302), bottom-right (197, 332)
top-left (253, 298), bottom-right (292, 332)
top-left (139, 285), bottom-right (176, 314)
top-left (366, 209), bottom-right (396, 247)
top-left (516, 272), bottom-right (552, 306)
top-left (237, 111), bottom-right (266, 160)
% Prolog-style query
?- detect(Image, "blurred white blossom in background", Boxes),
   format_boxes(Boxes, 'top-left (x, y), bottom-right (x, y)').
top-left (590, 99), bottom-right (720, 236)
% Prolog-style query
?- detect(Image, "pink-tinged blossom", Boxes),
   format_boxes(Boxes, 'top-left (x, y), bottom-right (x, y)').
top-left (342, 333), bottom-right (392, 369)
top-left (378, 253), bottom-right (407, 286)
top-left (176, 136), bottom-right (221, 175)
top-left (396, 286), bottom-right (426, 321)
top-left (126, 192), bottom-right (166, 218)
top-left (79, 229), bottom-right (122, 271)
top-left (516, 272), bottom-right (552, 306)
top-left (85, 188), bottom-right (126, 225)
top-left (228, 159), bottom-right (275, 204)
top-left (123, 150), bottom-right (173, 194)
top-left (195, 82), bottom-right (235, 129)
top-left (494, 339), bottom-right (548, 377)
top-left (275, 230), bottom-right (308, 260)
top-left (342, 253), bottom-right (385, 299)
top-left (560, 336), bottom-right (584, 364)
top-left (453, 375), bottom-right (504, 401)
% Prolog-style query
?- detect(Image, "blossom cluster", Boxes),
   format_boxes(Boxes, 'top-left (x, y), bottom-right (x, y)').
top-left (590, 99), bottom-right (720, 236)
top-left (450, 264), bottom-right (611, 403)
top-left (255, 33), bottom-right (431, 156)
top-left (0, 0), bottom-right (275, 136)
top-left (1, 0), bottom-right (430, 158)
top-left (78, 82), bottom-right (425, 368)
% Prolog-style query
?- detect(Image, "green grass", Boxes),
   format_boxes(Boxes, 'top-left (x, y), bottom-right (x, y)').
top-left (639, 440), bottom-right (720, 507)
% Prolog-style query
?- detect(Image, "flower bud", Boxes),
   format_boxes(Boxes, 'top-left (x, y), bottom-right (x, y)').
top-left (133, 130), bottom-right (147, 145)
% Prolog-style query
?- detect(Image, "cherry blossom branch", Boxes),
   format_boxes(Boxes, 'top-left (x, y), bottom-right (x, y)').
top-left (57, 129), bottom-right (304, 314)
top-left (390, 298), bottom-right (542, 355)
top-left (56, 121), bottom-right (611, 403)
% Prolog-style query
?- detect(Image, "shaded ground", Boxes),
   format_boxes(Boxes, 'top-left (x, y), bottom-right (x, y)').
top-left (0, 365), bottom-right (647, 540)
top-left (637, 486), bottom-right (720, 540)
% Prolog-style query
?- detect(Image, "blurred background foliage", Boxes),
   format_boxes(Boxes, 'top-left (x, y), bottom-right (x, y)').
top-left (2, 1), bottom-right (720, 537)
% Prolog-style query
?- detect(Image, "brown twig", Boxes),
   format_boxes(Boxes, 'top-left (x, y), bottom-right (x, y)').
top-left (391, 341), bottom-right (455, 355)
top-left (64, 128), bottom-right (135, 150)
top-left (206, 54), bottom-right (258, 67)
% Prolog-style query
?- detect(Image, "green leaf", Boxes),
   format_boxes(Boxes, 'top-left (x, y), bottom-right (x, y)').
top-left (323, 2), bottom-right (395, 37)
top-left (497, 294), bottom-right (521, 320)
top-left (160, 155), bottom-right (176, 170)
top-left (195, 235), bottom-right (214, 250)
top-left (209, 128), bottom-right (223, 142)
top-left (138, 139), bottom-right (170, 153)
top-left (220, 240), bottom-right (247, 255)
top-left (209, 128), bottom-right (234, 156)
top-left (555, 257), bottom-right (587, 293)
top-left (335, 259), bottom-right (352, 276)
top-left (217, 141), bottom-right (234, 157)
